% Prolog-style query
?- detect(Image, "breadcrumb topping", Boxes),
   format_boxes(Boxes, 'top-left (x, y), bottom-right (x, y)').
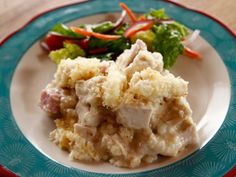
top-left (40, 40), bottom-right (198, 168)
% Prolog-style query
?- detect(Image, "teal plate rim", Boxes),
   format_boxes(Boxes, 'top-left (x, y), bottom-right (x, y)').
top-left (0, 0), bottom-right (236, 176)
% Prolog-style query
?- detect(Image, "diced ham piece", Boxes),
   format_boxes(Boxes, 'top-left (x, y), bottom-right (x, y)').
top-left (40, 89), bottom-right (61, 114)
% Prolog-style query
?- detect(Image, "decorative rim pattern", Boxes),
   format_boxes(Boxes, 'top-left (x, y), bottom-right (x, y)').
top-left (0, 0), bottom-right (236, 176)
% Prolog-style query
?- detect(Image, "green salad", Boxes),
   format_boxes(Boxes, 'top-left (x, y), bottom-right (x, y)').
top-left (41, 3), bottom-right (200, 69)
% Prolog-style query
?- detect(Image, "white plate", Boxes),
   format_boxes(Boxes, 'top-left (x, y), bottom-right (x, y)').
top-left (10, 13), bottom-right (230, 174)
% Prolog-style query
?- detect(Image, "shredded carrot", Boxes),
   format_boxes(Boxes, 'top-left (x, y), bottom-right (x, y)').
top-left (119, 3), bottom-right (137, 23)
top-left (71, 27), bottom-right (121, 40)
top-left (138, 15), bottom-right (146, 21)
top-left (92, 32), bottom-right (121, 40)
top-left (72, 27), bottom-right (91, 36)
top-left (125, 20), bottom-right (153, 38)
top-left (184, 47), bottom-right (201, 59)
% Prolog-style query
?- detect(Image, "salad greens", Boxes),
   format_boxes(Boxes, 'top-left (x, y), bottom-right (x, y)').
top-left (89, 37), bottom-right (131, 55)
top-left (89, 52), bottom-right (114, 61)
top-left (49, 43), bottom-right (85, 64)
top-left (167, 22), bottom-right (189, 39)
top-left (51, 23), bottom-right (84, 38)
top-left (42, 3), bottom-right (199, 68)
top-left (145, 8), bottom-right (169, 19)
top-left (114, 23), bottom-right (129, 35)
top-left (152, 24), bottom-right (184, 68)
top-left (130, 30), bottom-right (156, 51)
top-left (92, 21), bottom-right (114, 33)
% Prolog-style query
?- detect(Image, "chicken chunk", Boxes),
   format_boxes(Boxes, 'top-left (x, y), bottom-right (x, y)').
top-left (74, 123), bottom-right (97, 140)
top-left (75, 76), bottom-right (105, 127)
top-left (116, 105), bottom-right (153, 129)
top-left (124, 50), bottom-right (163, 79)
top-left (116, 39), bottom-right (147, 70)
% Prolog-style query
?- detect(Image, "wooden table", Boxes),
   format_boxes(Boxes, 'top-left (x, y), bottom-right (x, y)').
top-left (0, 0), bottom-right (236, 42)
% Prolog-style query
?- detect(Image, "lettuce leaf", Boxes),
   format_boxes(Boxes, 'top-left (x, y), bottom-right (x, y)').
top-left (167, 22), bottom-right (189, 39)
top-left (130, 30), bottom-right (156, 51)
top-left (92, 21), bottom-right (114, 33)
top-left (49, 43), bottom-right (85, 64)
top-left (89, 37), bottom-right (130, 54)
top-left (152, 24), bottom-right (184, 68)
top-left (145, 8), bottom-right (169, 19)
top-left (114, 23), bottom-right (129, 35)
